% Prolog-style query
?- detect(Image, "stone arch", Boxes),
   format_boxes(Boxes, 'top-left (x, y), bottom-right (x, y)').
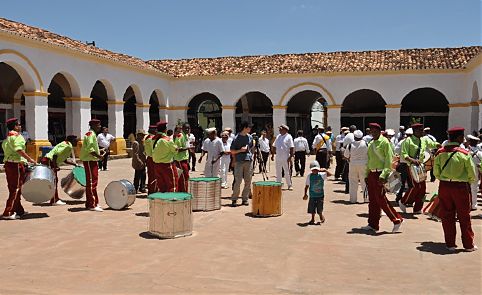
top-left (470, 81), bottom-right (480, 133)
top-left (341, 89), bottom-right (387, 131)
top-left (286, 90), bottom-right (327, 138)
top-left (90, 80), bottom-right (111, 127)
top-left (187, 92), bottom-right (222, 131)
top-left (149, 90), bottom-right (161, 125)
top-left (279, 82), bottom-right (335, 106)
top-left (0, 49), bottom-right (43, 91)
top-left (236, 91), bottom-right (273, 133)
top-left (47, 73), bottom-right (75, 144)
top-left (123, 86), bottom-right (138, 139)
top-left (0, 62), bottom-right (27, 135)
top-left (46, 71), bottom-right (81, 98)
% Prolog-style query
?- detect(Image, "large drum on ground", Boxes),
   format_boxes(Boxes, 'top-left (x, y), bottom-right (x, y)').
top-left (61, 166), bottom-right (86, 199)
top-left (148, 192), bottom-right (193, 239)
top-left (188, 177), bottom-right (221, 211)
top-left (22, 165), bottom-right (56, 203)
top-left (252, 181), bottom-right (282, 217)
top-left (104, 179), bottom-right (136, 210)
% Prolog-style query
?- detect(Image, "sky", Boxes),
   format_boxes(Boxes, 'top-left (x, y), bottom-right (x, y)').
top-left (1, 0), bottom-right (481, 60)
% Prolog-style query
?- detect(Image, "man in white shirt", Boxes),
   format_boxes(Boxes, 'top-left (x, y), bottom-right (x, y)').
top-left (393, 126), bottom-right (405, 146)
top-left (344, 130), bottom-right (368, 203)
top-left (334, 127), bottom-right (347, 179)
top-left (293, 130), bottom-right (310, 177)
top-left (341, 125), bottom-right (357, 193)
top-left (312, 126), bottom-right (332, 168)
top-left (272, 124), bottom-right (295, 190)
top-left (97, 127), bottom-right (115, 171)
top-left (363, 128), bottom-right (373, 144)
top-left (466, 135), bottom-right (481, 210)
top-left (258, 130), bottom-right (270, 173)
top-left (219, 131), bottom-right (232, 189)
top-left (198, 128), bottom-right (224, 177)
top-left (187, 129), bottom-right (197, 171)
top-left (423, 127), bottom-right (437, 142)
top-left (224, 127), bottom-right (235, 144)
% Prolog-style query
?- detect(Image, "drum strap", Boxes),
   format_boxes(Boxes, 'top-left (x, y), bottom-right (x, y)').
top-left (441, 151), bottom-right (457, 172)
top-left (414, 137), bottom-right (422, 160)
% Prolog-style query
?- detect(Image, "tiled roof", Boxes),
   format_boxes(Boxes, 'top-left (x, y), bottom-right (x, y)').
top-left (147, 46), bottom-right (482, 77)
top-left (0, 17), bottom-right (160, 73)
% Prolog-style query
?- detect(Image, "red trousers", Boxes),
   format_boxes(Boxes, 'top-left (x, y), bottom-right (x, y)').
top-left (2, 162), bottom-right (26, 217)
top-left (438, 181), bottom-right (474, 249)
top-left (367, 171), bottom-right (403, 230)
top-left (83, 161), bottom-right (99, 208)
top-left (146, 157), bottom-right (155, 194)
top-left (175, 160), bottom-right (190, 192)
top-left (153, 162), bottom-right (179, 193)
top-left (401, 166), bottom-right (426, 212)
top-left (40, 157), bottom-right (60, 204)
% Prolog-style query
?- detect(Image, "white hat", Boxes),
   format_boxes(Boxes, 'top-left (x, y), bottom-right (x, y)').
top-left (399, 126), bottom-right (405, 130)
top-left (309, 161), bottom-right (321, 171)
top-left (467, 134), bottom-right (480, 141)
top-left (279, 124), bottom-right (289, 131)
top-left (205, 127), bottom-right (216, 133)
top-left (353, 130), bottom-right (363, 139)
top-left (385, 129), bottom-right (395, 136)
top-left (405, 128), bottom-right (413, 135)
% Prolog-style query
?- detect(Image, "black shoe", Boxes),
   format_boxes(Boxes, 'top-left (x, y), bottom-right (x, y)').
top-left (231, 200), bottom-right (237, 207)
top-left (242, 201), bottom-right (249, 206)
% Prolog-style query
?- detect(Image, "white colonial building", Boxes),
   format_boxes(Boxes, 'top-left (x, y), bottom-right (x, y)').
top-left (0, 17), bottom-right (480, 159)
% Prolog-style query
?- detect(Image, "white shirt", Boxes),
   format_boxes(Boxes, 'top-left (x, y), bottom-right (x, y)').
top-left (312, 134), bottom-right (332, 151)
top-left (335, 134), bottom-right (345, 150)
top-left (97, 133), bottom-right (114, 149)
top-left (259, 137), bottom-right (270, 153)
top-left (342, 133), bottom-right (355, 148)
top-left (202, 137), bottom-right (224, 161)
top-left (221, 140), bottom-right (231, 160)
top-left (273, 133), bottom-right (294, 160)
top-left (424, 134), bottom-right (437, 143)
top-left (188, 133), bottom-right (196, 147)
top-left (228, 133), bottom-right (236, 145)
top-left (363, 135), bottom-right (373, 144)
top-left (294, 137), bottom-right (310, 152)
top-left (395, 138), bottom-right (409, 163)
top-left (343, 140), bottom-right (368, 166)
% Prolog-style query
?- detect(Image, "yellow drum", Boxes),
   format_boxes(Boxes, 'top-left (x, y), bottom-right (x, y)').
top-left (252, 181), bottom-right (282, 217)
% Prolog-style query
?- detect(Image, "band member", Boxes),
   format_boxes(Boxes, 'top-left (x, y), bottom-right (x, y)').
top-left (152, 121), bottom-right (179, 192)
top-left (198, 128), bottom-right (224, 177)
top-left (433, 127), bottom-right (477, 252)
top-left (362, 123), bottom-right (403, 233)
top-left (312, 126), bottom-right (332, 169)
top-left (173, 124), bottom-right (191, 192)
top-left (80, 119), bottom-right (104, 211)
top-left (40, 135), bottom-right (79, 205)
top-left (399, 123), bottom-right (439, 214)
top-left (2, 118), bottom-right (37, 220)
top-left (272, 124), bottom-right (295, 190)
top-left (466, 135), bottom-right (481, 210)
top-left (144, 125), bottom-right (157, 194)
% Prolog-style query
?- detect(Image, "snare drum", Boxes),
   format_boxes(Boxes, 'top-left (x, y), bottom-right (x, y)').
top-left (423, 151), bottom-right (434, 171)
top-left (188, 177), bottom-right (221, 211)
top-left (22, 165), bottom-right (56, 203)
top-left (104, 179), bottom-right (136, 210)
top-left (409, 164), bottom-right (426, 183)
top-left (148, 192), bottom-right (193, 239)
top-left (252, 181), bottom-right (282, 217)
top-left (61, 166), bottom-right (86, 199)
top-left (384, 171), bottom-right (402, 194)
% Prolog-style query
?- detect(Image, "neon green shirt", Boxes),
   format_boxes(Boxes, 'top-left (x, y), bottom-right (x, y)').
top-left (2, 131), bottom-right (26, 163)
top-left (365, 136), bottom-right (394, 179)
top-left (401, 136), bottom-right (438, 162)
top-left (79, 130), bottom-right (100, 162)
top-left (46, 141), bottom-right (73, 165)
top-left (144, 135), bottom-right (154, 158)
top-left (173, 132), bottom-right (189, 161)
top-left (433, 143), bottom-right (476, 183)
top-left (152, 133), bottom-right (178, 164)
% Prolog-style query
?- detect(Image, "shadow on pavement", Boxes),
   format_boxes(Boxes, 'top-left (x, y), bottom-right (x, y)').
top-left (297, 221), bottom-right (321, 227)
top-left (135, 212), bottom-right (149, 217)
top-left (471, 215), bottom-right (482, 220)
top-left (20, 213), bottom-right (49, 220)
top-left (138, 231), bottom-right (159, 240)
top-left (356, 213), bottom-right (369, 218)
top-left (416, 241), bottom-right (463, 255)
top-left (68, 207), bottom-right (88, 213)
top-left (333, 190), bottom-right (348, 194)
top-left (347, 228), bottom-right (390, 236)
top-left (65, 200), bottom-right (85, 205)
top-left (244, 212), bottom-right (277, 218)
top-left (331, 200), bottom-right (356, 205)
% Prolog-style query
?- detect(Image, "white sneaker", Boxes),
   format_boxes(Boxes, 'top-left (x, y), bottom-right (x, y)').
top-left (465, 245), bottom-right (478, 252)
top-left (447, 246), bottom-right (457, 252)
top-left (288, 186), bottom-right (293, 191)
top-left (392, 222), bottom-right (403, 233)
top-left (381, 211), bottom-right (387, 216)
top-left (89, 206), bottom-right (103, 212)
top-left (2, 213), bottom-right (18, 220)
top-left (54, 200), bottom-right (66, 206)
top-left (361, 225), bottom-right (377, 232)
top-left (398, 200), bottom-right (407, 213)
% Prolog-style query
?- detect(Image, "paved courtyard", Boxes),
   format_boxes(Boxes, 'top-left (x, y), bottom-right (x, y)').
top-left (0, 157), bottom-right (480, 294)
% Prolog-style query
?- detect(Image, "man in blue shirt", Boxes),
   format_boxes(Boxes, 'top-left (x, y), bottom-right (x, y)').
top-left (230, 121), bottom-right (254, 207)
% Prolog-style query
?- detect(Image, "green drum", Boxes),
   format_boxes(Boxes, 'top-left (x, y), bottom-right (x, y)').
top-left (188, 177), bottom-right (221, 211)
top-left (61, 166), bottom-right (86, 199)
top-left (148, 192), bottom-right (193, 239)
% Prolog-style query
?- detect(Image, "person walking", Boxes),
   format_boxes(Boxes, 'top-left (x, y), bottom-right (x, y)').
top-left (466, 135), bottom-right (481, 210)
top-left (258, 130), bottom-right (270, 173)
top-left (303, 161), bottom-right (332, 224)
top-left (293, 130), bottom-right (310, 177)
top-left (219, 131), bottom-right (232, 189)
top-left (272, 124), bottom-right (295, 190)
top-left (97, 126), bottom-right (114, 171)
top-left (334, 127), bottom-right (348, 179)
top-left (230, 121), bottom-right (254, 206)
top-left (198, 128), bottom-right (224, 177)
top-left (433, 127), bottom-right (477, 252)
top-left (312, 126), bottom-right (332, 168)
top-left (343, 130), bottom-right (368, 204)
top-left (131, 129), bottom-right (147, 193)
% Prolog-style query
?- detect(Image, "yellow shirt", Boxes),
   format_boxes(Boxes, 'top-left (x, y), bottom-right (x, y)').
top-left (152, 133), bottom-right (178, 164)
top-left (365, 136), bottom-right (394, 179)
top-left (2, 131), bottom-right (26, 163)
top-left (433, 143), bottom-right (476, 183)
top-left (80, 130), bottom-right (100, 162)
top-left (144, 135), bottom-right (154, 158)
top-left (46, 141), bottom-right (73, 165)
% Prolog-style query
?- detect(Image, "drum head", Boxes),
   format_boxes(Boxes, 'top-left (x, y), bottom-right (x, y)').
top-left (104, 181), bottom-right (129, 210)
top-left (253, 181), bottom-right (282, 186)
top-left (189, 177), bottom-right (220, 182)
top-left (72, 166), bottom-right (87, 186)
top-left (148, 192), bottom-right (192, 201)
top-left (22, 179), bottom-right (55, 203)
top-left (423, 151), bottom-right (431, 163)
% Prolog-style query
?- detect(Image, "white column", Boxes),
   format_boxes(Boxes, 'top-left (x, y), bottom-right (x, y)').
top-left (385, 104), bottom-right (401, 130)
top-left (107, 100), bottom-right (125, 138)
top-left (326, 105), bottom-right (341, 135)
top-left (13, 99), bottom-right (21, 120)
top-left (159, 107), bottom-right (168, 124)
top-left (272, 106), bottom-right (287, 136)
top-left (478, 101), bottom-right (482, 131)
top-left (136, 103), bottom-right (150, 131)
top-left (67, 98), bottom-right (92, 137)
top-left (448, 104), bottom-right (472, 130)
top-left (24, 92), bottom-right (49, 141)
top-left (167, 107), bottom-right (187, 130)
top-left (221, 106), bottom-right (236, 130)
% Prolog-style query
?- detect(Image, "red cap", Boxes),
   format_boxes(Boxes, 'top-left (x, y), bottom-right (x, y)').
top-left (148, 125), bottom-right (157, 129)
top-left (156, 121), bottom-right (168, 128)
top-left (89, 119), bottom-right (101, 125)
top-left (411, 123), bottom-right (423, 129)
top-left (447, 126), bottom-right (465, 134)
top-left (5, 117), bottom-right (18, 124)
top-left (368, 123), bottom-right (381, 130)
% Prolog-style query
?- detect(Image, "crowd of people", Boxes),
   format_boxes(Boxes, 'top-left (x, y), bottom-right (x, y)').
top-left (1, 115), bottom-right (481, 252)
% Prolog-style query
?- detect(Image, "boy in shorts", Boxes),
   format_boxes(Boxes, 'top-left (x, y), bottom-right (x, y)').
top-left (303, 160), bottom-right (331, 224)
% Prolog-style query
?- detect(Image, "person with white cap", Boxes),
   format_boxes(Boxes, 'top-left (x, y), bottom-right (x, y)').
top-left (198, 127), bottom-right (224, 177)
top-left (334, 127), bottom-right (348, 179)
top-left (343, 130), bottom-right (368, 203)
top-left (393, 126), bottom-right (405, 146)
top-left (303, 160), bottom-right (332, 224)
top-left (394, 127), bottom-right (412, 202)
top-left (272, 124), bottom-right (295, 190)
top-left (219, 131), bottom-right (232, 189)
top-left (313, 126), bottom-right (332, 169)
top-left (384, 129), bottom-right (396, 150)
top-left (466, 134), bottom-right (481, 210)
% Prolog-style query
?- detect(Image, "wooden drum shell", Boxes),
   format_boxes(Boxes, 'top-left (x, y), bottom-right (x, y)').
top-left (251, 182), bottom-right (282, 217)
top-left (188, 177), bottom-right (221, 212)
top-left (149, 198), bottom-right (192, 239)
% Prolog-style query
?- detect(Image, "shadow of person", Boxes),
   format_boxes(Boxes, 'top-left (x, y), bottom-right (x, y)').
top-left (331, 200), bottom-right (356, 205)
top-left (416, 241), bottom-right (463, 255)
top-left (65, 200), bottom-right (85, 205)
top-left (19, 213), bottom-right (49, 220)
top-left (346, 228), bottom-right (390, 236)
top-left (67, 207), bottom-right (88, 213)
top-left (471, 215), bottom-right (482, 220)
top-left (135, 212), bottom-right (149, 217)
top-left (297, 221), bottom-right (321, 227)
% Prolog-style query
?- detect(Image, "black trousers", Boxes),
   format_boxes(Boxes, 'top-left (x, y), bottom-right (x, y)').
top-left (98, 149), bottom-right (110, 170)
top-left (189, 151), bottom-right (196, 171)
top-left (294, 151), bottom-right (307, 176)
top-left (335, 151), bottom-right (344, 178)
top-left (134, 168), bottom-right (146, 191)
top-left (260, 151), bottom-right (269, 172)
top-left (342, 161), bottom-right (349, 193)
top-left (396, 163), bottom-right (409, 199)
top-left (316, 149), bottom-right (328, 168)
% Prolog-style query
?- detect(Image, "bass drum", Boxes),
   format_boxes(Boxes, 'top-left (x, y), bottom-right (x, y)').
top-left (104, 179), bottom-right (136, 210)
top-left (22, 165), bottom-right (56, 203)
top-left (409, 164), bottom-right (426, 183)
